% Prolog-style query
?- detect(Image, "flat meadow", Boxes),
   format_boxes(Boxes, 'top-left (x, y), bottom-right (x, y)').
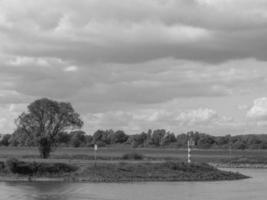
top-left (0, 146), bottom-right (267, 166)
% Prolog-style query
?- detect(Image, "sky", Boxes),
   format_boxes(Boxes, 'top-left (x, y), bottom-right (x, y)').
top-left (1, 0), bottom-right (267, 135)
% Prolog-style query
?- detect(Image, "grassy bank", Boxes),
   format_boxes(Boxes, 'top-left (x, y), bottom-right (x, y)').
top-left (0, 158), bottom-right (248, 182)
top-left (0, 146), bottom-right (266, 173)
top-left (73, 162), bottom-right (249, 182)
top-left (0, 158), bottom-right (78, 179)
top-left (0, 146), bottom-right (267, 162)
top-left (210, 156), bottom-right (267, 168)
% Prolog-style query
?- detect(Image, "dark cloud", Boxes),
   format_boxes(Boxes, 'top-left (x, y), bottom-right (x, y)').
top-left (1, 0), bottom-right (267, 64)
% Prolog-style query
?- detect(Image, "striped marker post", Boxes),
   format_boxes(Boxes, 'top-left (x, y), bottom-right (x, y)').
top-left (187, 133), bottom-right (194, 164)
top-left (187, 140), bottom-right (191, 164)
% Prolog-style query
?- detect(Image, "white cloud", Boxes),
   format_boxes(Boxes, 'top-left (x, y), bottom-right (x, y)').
top-left (1, 1), bottom-right (267, 135)
top-left (247, 97), bottom-right (267, 120)
top-left (0, 90), bottom-right (32, 104)
top-left (83, 107), bottom-right (234, 134)
top-left (238, 104), bottom-right (249, 111)
top-left (0, 103), bottom-right (26, 133)
top-left (175, 108), bottom-right (218, 125)
top-left (6, 56), bottom-right (49, 67)
top-left (64, 65), bottom-right (78, 72)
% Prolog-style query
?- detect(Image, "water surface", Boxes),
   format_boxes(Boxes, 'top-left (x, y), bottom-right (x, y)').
top-left (0, 168), bottom-right (266, 200)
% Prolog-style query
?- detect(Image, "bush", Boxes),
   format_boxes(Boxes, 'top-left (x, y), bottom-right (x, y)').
top-left (0, 161), bottom-right (5, 172)
top-left (5, 158), bottom-right (20, 173)
top-left (163, 161), bottom-right (216, 172)
top-left (121, 152), bottom-right (144, 160)
top-left (36, 163), bottom-right (78, 174)
top-left (5, 158), bottom-right (78, 175)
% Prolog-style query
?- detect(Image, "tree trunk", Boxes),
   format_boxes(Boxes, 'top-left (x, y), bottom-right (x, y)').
top-left (38, 137), bottom-right (52, 159)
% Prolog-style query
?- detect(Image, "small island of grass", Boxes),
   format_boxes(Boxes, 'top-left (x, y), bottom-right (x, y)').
top-left (0, 158), bottom-right (249, 182)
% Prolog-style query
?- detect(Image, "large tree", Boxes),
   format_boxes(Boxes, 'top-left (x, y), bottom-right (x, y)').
top-left (15, 98), bottom-right (83, 158)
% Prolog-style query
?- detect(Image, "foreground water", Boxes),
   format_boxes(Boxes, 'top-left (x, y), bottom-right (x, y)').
top-left (0, 168), bottom-right (266, 200)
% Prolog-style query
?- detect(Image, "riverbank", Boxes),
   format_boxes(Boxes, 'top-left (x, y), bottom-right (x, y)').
top-left (209, 156), bottom-right (267, 169)
top-left (71, 162), bottom-right (249, 182)
top-left (0, 160), bottom-right (249, 182)
top-left (210, 163), bottom-right (267, 169)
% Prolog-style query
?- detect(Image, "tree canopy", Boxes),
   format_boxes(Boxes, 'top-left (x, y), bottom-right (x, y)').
top-left (15, 98), bottom-right (83, 158)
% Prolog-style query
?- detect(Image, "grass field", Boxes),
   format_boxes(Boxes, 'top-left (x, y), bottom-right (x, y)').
top-left (0, 157), bottom-right (249, 182)
top-left (0, 146), bottom-right (267, 165)
top-left (0, 147), bottom-right (255, 182)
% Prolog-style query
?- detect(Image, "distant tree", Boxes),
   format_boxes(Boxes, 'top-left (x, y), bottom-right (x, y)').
top-left (9, 129), bottom-right (35, 146)
top-left (160, 132), bottom-right (176, 146)
top-left (84, 135), bottom-right (93, 146)
top-left (152, 129), bottom-right (166, 146)
top-left (93, 129), bottom-right (113, 145)
top-left (110, 130), bottom-right (128, 144)
top-left (56, 132), bottom-right (71, 146)
top-left (0, 134), bottom-right (11, 146)
top-left (15, 98), bottom-right (83, 158)
top-left (176, 133), bottom-right (187, 148)
top-left (232, 138), bottom-right (247, 150)
top-left (69, 130), bottom-right (86, 147)
top-left (197, 135), bottom-right (215, 149)
top-left (215, 136), bottom-right (230, 147)
top-left (130, 132), bottom-right (148, 148)
top-left (144, 129), bottom-right (153, 146)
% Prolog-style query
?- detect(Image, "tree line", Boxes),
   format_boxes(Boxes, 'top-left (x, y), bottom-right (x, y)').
top-left (1, 98), bottom-right (267, 159)
top-left (2, 129), bottom-right (267, 150)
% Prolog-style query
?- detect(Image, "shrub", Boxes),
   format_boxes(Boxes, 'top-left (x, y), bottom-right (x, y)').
top-left (0, 161), bottom-right (5, 172)
top-left (5, 158), bottom-right (78, 176)
top-left (36, 163), bottom-right (78, 174)
top-left (5, 158), bottom-right (20, 173)
top-left (163, 161), bottom-right (216, 172)
top-left (121, 152), bottom-right (144, 160)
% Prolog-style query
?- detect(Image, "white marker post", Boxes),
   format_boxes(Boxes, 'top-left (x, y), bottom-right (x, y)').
top-left (187, 133), bottom-right (194, 164)
top-left (187, 139), bottom-right (191, 164)
top-left (94, 144), bottom-right (98, 167)
top-left (228, 135), bottom-right (232, 167)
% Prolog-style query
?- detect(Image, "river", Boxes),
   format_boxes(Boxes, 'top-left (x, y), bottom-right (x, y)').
top-left (0, 168), bottom-right (266, 200)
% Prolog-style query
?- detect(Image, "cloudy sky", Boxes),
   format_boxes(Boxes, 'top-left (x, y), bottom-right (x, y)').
top-left (1, 0), bottom-right (267, 135)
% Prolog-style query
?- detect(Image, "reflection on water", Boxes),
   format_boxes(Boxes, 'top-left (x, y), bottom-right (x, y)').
top-left (0, 169), bottom-right (267, 200)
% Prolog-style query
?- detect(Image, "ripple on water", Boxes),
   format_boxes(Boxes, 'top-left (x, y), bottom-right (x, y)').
top-left (0, 168), bottom-right (267, 200)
